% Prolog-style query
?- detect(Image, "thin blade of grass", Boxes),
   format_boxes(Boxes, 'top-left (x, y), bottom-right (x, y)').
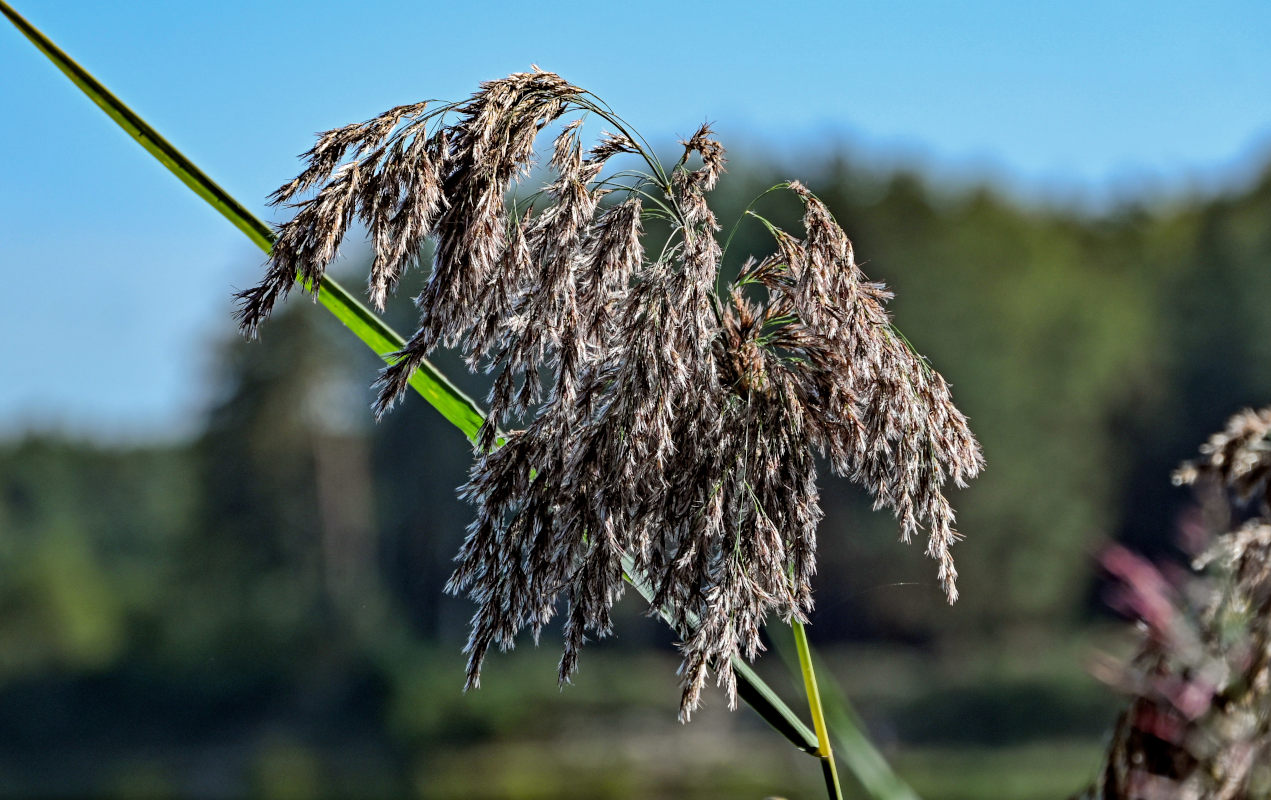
top-left (1, 0), bottom-right (825, 756)
top-left (0, 0), bottom-right (487, 442)
top-left (313, 285), bottom-right (486, 441)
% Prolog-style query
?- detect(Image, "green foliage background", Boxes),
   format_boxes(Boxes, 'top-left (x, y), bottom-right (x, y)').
top-left (2, 155), bottom-right (1270, 798)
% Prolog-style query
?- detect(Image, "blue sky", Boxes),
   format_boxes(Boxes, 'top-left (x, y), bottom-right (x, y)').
top-left (1, 0), bottom-right (1268, 439)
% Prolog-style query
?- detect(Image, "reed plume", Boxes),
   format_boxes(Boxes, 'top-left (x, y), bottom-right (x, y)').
top-left (237, 69), bottom-right (983, 718)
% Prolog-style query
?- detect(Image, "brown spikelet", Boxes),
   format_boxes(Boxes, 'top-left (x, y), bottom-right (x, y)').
top-left (235, 101), bottom-right (441, 335)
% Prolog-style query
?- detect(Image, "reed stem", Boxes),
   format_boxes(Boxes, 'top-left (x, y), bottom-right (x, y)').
top-left (794, 619), bottom-right (843, 800)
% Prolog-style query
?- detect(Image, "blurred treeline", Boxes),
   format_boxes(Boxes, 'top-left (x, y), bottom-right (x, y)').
top-left (1, 154), bottom-right (1269, 799)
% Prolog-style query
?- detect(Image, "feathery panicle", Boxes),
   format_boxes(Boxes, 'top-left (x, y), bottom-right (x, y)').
top-left (239, 71), bottom-right (983, 717)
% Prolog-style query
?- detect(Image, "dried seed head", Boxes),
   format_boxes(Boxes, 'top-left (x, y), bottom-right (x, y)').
top-left (1174, 406), bottom-right (1271, 512)
top-left (240, 72), bottom-right (983, 718)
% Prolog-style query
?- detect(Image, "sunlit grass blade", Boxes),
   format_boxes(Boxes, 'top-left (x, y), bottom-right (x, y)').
top-left (1, 0), bottom-right (829, 758)
top-left (0, 1), bottom-right (270, 251)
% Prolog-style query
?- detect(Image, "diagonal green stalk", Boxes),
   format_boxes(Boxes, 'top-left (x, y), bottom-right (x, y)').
top-left (0, 0), bottom-right (826, 759)
top-left (794, 619), bottom-right (844, 799)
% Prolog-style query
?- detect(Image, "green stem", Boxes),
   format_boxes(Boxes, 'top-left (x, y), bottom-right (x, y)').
top-left (772, 624), bottom-right (922, 800)
top-left (794, 619), bottom-right (843, 800)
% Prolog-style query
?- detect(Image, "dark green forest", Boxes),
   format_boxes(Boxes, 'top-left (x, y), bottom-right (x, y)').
top-left (3, 153), bottom-right (1270, 799)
